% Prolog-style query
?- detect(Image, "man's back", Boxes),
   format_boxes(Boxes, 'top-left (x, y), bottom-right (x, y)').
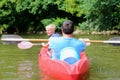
top-left (49, 37), bottom-right (86, 60)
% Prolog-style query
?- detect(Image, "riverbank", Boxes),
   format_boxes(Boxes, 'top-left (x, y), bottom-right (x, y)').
top-left (73, 30), bottom-right (120, 35)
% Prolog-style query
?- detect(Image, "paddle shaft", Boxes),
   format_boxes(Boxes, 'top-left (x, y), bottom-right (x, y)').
top-left (2, 38), bottom-right (120, 43)
top-left (1, 38), bottom-right (48, 42)
top-left (90, 40), bottom-right (120, 43)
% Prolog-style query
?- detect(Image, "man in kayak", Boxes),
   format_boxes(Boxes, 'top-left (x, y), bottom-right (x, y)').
top-left (48, 20), bottom-right (86, 64)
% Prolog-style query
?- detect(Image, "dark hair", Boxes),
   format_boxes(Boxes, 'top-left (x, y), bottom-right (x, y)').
top-left (61, 20), bottom-right (74, 34)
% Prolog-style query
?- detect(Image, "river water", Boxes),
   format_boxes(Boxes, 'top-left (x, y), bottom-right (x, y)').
top-left (0, 34), bottom-right (120, 80)
top-left (0, 43), bottom-right (41, 80)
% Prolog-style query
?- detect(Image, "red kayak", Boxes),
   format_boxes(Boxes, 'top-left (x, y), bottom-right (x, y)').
top-left (38, 47), bottom-right (90, 80)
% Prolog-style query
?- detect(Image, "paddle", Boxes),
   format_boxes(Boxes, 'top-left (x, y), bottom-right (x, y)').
top-left (18, 41), bottom-right (44, 49)
top-left (1, 34), bottom-right (23, 44)
top-left (1, 34), bottom-right (48, 44)
top-left (18, 38), bottom-right (120, 49)
top-left (1, 34), bottom-right (120, 46)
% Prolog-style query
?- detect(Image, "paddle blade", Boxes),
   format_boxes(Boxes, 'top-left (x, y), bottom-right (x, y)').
top-left (108, 37), bottom-right (120, 46)
top-left (18, 41), bottom-right (33, 49)
top-left (1, 34), bottom-right (22, 44)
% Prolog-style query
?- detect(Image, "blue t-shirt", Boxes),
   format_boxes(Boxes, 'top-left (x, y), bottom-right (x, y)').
top-left (49, 33), bottom-right (60, 37)
top-left (49, 37), bottom-right (86, 60)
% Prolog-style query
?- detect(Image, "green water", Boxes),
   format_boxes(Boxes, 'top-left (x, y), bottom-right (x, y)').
top-left (0, 34), bottom-right (120, 80)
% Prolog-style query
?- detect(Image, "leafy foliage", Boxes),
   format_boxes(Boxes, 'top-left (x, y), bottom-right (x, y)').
top-left (84, 0), bottom-right (120, 31)
top-left (0, 0), bottom-right (120, 34)
top-left (41, 17), bottom-right (67, 32)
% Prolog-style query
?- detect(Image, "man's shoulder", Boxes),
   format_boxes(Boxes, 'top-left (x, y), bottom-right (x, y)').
top-left (72, 38), bottom-right (86, 44)
top-left (72, 38), bottom-right (80, 42)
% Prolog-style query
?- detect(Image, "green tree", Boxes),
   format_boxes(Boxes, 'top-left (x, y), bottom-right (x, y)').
top-left (1, 0), bottom-right (119, 34)
top-left (0, 0), bottom-right (85, 33)
top-left (85, 0), bottom-right (120, 31)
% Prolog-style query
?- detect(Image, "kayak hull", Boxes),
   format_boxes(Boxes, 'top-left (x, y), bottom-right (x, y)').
top-left (38, 47), bottom-right (90, 80)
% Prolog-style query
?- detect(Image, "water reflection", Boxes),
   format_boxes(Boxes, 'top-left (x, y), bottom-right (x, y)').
top-left (40, 74), bottom-right (55, 80)
top-left (18, 60), bottom-right (34, 79)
